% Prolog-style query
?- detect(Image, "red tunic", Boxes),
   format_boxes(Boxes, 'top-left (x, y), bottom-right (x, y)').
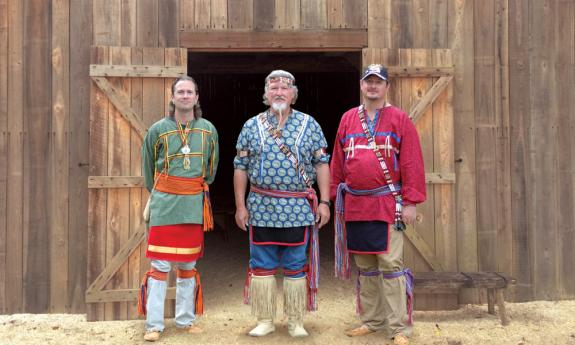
top-left (330, 105), bottom-right (426, 223)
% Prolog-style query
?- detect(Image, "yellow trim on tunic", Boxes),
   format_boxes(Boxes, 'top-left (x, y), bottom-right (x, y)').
top-left (147, 244), bottom-right (202, 255)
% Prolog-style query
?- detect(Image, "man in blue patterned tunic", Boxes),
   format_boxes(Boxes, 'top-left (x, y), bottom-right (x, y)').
top-left (233, 70), bottom-right (331, 338)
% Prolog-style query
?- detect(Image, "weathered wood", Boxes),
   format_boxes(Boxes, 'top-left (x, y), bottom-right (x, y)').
top-left (90, 64), bottom-right (185, 78)
top-left (275, 0), bottom-right (300, 30)
top-left (85, 228), bottom-right (146, 298)
top-left (496, 289), bottom-right (509, 325)
top-left (412, 0), bottom-right (430, 48)
top-left (227, 0), bottom-right (252, 30)
top-left (404, 225), bottom-right (444, 272)
top-left (425, 173), bottom-right (455, 184)
top-left (409, 76), bottom-right (453, 123)
top-left (327, 0), bottom-right (343, 29)
top-left (137, 0), bottom-right (158, 47)
top-left (555, 0), bottom-right (575, 298)
top-left (159, 0), bottom-right (178, 46)
top-left (508, 0), bottom-right (532, 302)
top-left (68, 0), bottom-right (91, 313)
top-left (253, 0), bottom-right (274, 31)
top-left (301, 0), bottom-right (326, 29)
top-left (387, 66), bottom-right (453, 77)
top-left (87, 45), bottom-right (109, 321)
top-left (530, 0), bottom-right (558, 300)
top-left (194, 0), bottom-right (211, 29)
top-left (409, 49), bottom-right (435, 274)
top-left (209, 0), bottom-right (227, 30)
top-left (367, 0), bottom-right (391, 48)
top-left (120, 0), bottom-right (136, 46)
top-left (343, 0), bottom-right (367, 29)
top-left (394, 0), bottom-right (412, 48)
top-left (24, 0), bottom-right (51, 313)
top-left (179, 0), bottom-right (195, 30)
top-left (430, 0), bottom-right (448, 48)
top-left (449, 0), bottom-right (479, 304)
top-left (92, 0), bottom-right (120, 46)
top-left (50, 0), bottom-right (70, 313)
top-left (0, 0), bottom-right (7, 314)
top-left (127, 46), bottom-right (144, 319)
top-left (87, 287), bottom-right (176, 303)
top-left (91, 77), bottom-right (147, 138)
top-left (181, 30), bottom-right (368, 51)
top-left (432, 49), bottom-right (457, 272)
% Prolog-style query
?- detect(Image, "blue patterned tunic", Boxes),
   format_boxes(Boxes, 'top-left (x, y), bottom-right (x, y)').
top-left (234, 110), bottom-right (330, 228)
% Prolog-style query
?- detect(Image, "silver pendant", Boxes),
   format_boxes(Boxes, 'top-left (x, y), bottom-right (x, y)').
top-left (181, 145), bottom-right (190, 154)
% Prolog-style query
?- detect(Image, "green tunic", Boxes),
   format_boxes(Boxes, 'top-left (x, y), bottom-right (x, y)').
top-left (142, 116), bottom-right (219, 227)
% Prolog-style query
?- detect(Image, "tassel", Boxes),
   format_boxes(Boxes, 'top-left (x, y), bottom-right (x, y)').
top-left (137, 269), bottom-right (168, 316)
top-left (335, 184), bottom-right (351, 280)
top-left (243, 268), bottom-right (252, 305)
top-left (203, 185), bottom-right (214, 232)
top-left (194, 271), bottom-right (204, 315)
top-left (138, 281), bottom-right (148, 315)
top-left (308, 226), bottom-right (320, 311)
top-left (355, 272), bottom-right (362, 315)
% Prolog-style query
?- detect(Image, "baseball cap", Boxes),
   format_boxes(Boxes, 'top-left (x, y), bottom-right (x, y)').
top-left (361, 64), bottom-right (388, 81)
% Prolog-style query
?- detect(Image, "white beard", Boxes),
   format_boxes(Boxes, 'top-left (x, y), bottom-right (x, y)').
top-left (272, 102), bottom-right (288, 114)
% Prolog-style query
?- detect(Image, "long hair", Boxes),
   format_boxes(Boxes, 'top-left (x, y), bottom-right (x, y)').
top-left (169, 75), bottom-right (203, 119)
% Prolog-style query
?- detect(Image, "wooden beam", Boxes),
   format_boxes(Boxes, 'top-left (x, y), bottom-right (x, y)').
top-left (88, 176), bottom-right (145, 188)
top-left (425, 172), bottom-right (455, 184)
top-left (85, 227), bottom-right (146, 296)
top-left (91, 76), bottom-right (147, 138)
top-left (387, 66), bottom-right (453, 78)
top-left (404, 225), bottom-right (445, 271)
top-left (90, 64), bottom-right (185, 77)
top-left (180, 30), bottom-right (368, 51)
top-left (409, 76), bottom-right (453, 122)
top-left (86, 287), bottom-right (176, 303)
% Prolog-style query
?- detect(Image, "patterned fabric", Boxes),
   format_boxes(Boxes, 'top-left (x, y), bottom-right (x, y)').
top-left (234, 110), bottom-right (329, 228)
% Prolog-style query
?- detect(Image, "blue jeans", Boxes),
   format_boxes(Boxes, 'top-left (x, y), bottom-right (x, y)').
top-left (249, 230), bottom-right (309, 278)
top-left (146, 260), bottom-right (197, 332)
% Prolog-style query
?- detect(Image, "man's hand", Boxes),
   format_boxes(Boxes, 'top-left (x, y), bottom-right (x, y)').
top-left (235, 206), bottom-right (249, 231)
top-left (401, 204), bottom-right (417, 225)
top-left (315, 203), bottom-right (331, 229)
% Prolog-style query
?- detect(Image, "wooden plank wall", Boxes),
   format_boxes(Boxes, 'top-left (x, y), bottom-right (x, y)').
top-left (0, 0), bottom-right (574, 315)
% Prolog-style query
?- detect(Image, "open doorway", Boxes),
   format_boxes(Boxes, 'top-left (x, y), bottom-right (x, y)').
top-left (189, 51), bottom-right (362, 302)
top-left (189, 51), bottom-right (361, 214)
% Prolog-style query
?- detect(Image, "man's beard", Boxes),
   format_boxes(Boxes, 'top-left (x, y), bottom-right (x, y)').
top-left (272, 102), bottom-right (288, 114)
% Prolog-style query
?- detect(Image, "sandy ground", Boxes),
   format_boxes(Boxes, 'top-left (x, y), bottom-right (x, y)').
top-left (1, 230), bottom-right (574, 345)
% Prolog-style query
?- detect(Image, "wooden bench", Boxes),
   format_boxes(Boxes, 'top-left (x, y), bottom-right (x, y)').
top-left (414, 272), bottom-right (516, 325)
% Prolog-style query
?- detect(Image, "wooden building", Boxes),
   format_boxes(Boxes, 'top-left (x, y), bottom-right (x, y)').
top-left (0, 0), bottom-right (574, 321)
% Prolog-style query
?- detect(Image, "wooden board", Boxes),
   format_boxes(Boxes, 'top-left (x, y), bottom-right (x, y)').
top-left (195, 0), bottom-right (211, 29)
top-left (275, 0), bottom-right (300, 30)
top-left (227, 0), bottom-right (252, 30)
top-left (159, 0), bottom-right (178, 45)
top-left (253, 0), bottom-right (274, 30)
top-left (449, 0), bottom-right (478, 304)
top-left (68, 0), bottom-right (92, 313)
top-left (180, 30), bottom-right (368, 51)
top-left (508, 0), bottom-right (531, 302)
top-left (367, 0), bottom-right (391, 48)
top-left (301, 0), bottom-right (327, 29)
top-left (87, 46), bottom-right (110, 321)
top-left (0, 0), bottom-right (7, 314)
top-left (137, 0), bottom-right (159, 47)
top-left (50, 0), bottom-right (70, 313)
top-left (92, 0), bottom-right (120, 46)
top-left (23, 0), bottom-right (51, 313)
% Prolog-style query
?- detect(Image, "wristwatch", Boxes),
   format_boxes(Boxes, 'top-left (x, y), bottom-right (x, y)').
top-left (319, 200), bottom-right (331, 207)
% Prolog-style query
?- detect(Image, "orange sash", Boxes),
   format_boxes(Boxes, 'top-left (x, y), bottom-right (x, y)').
top-left (154, 173), bottom-right (213, 231)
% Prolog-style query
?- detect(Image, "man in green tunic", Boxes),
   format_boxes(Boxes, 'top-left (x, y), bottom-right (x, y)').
top-left (139, 75), bottom-right (219, 342)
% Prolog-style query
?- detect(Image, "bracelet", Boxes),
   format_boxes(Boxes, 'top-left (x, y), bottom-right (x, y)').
top-left (319, 200), bottom-right (331, 207)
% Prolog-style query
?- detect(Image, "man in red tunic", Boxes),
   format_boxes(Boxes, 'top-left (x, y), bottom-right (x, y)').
top-left (330, 64), bottom-right (426, 345)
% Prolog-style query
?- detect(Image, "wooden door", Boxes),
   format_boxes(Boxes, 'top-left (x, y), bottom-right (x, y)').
top-left (363, 48), bottom-right (456, 309)
top-left (86, 46), bottom-right (186, 321)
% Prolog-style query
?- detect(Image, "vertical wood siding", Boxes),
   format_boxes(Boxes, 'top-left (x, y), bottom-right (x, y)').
top-left (0, 0), bottom-right (574, 315)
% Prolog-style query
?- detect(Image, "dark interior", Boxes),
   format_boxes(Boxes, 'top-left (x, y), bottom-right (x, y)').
top-left (189, 51), bottom-right (362, 214)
